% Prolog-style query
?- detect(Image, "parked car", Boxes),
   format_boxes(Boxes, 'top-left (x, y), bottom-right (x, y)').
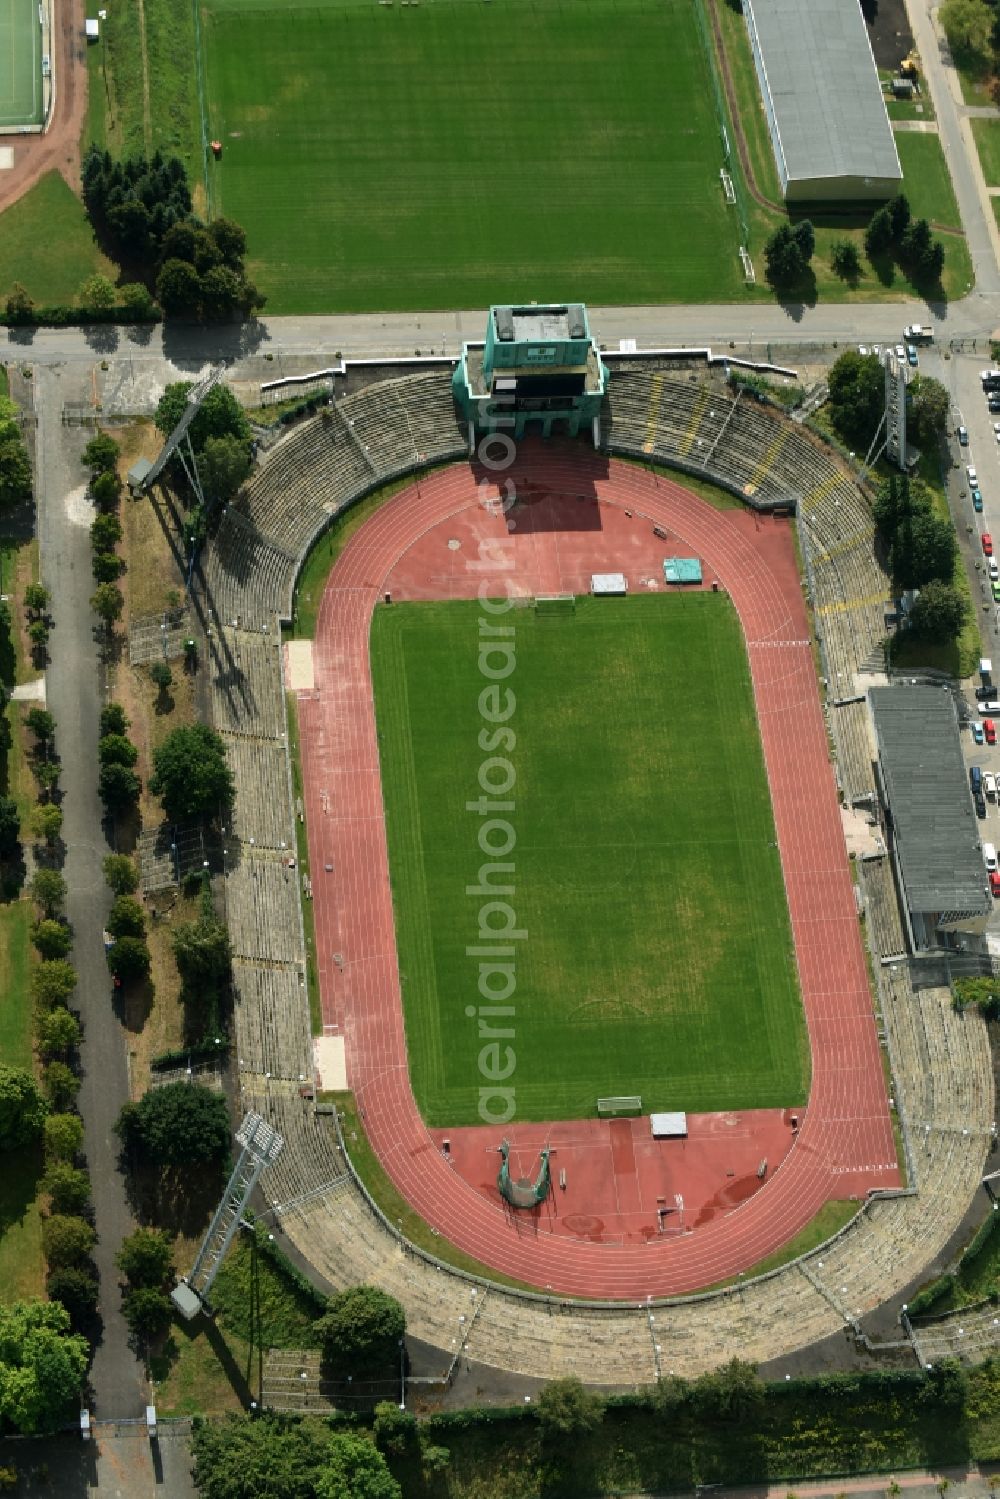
top-left (973, 488), bottom-right (984, 512)
top-left (989, 560), bottom-right (998, 581)
top-left (983, 533), bottom-right (993, 556)
top-left (906, 344), bottom-right (918, 367)
top-left (976, 686), bottom-right (995, 700)
top-left (973, 722), bottom-right (986, 744)
top-left (959, 424), bottom-right (970, 445)
top-left (986, 718), bottom-right (998, 743)
top-left (985, 772), bottom-right (996, 798)
top-left (993, 580), bottom-right (1000, 601)
top-left (977, 792), bottom-right (988, 820)
top-left (968, 464), bottom-right (979, 484)
top-left (895, 344), bottom-right (906, 361)
top-left (978, 702), bottom-right (1000, 716)
top-left (858, 345), bottom-right (870, 356)
top-left (991, 870), bottom-right (1000, 896)
top-left (989, 397), bottom-right (1000, 413)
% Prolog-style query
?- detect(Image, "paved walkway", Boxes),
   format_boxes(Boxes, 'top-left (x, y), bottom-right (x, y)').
top-left (34, 364), bottom-right (146, 1418)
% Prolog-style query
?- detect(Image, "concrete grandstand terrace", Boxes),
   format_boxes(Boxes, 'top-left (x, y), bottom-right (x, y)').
top-left (294, 444), bottom-right (899, 1299)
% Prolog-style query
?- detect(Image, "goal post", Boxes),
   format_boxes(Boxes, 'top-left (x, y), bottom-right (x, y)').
top-left (596, 1096), bottom-right (642, 1117)
top-left (534, 594), bottom-right (576, 617)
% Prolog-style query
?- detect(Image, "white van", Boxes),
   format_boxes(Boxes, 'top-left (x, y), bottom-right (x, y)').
top-left (985, 772), bottom-right (997, 799)
top-left (985, 842), bottom-right (998, 873)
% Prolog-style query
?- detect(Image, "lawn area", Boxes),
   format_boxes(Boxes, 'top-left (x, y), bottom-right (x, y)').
top-left (96, 0), bottom-right (203, 188)
top-left (0, 172), bottom-right (115, 306)
top-left (372, 593), bottom-right (807, 1127)
top-left (895, 131), bottom-right (963, 230)
top-left (0, 902), bottom-right (32, 1069)
top-left (201, 0), bottom-right (748, 313)
top-left (974, 118), bottom-right (1000, 187)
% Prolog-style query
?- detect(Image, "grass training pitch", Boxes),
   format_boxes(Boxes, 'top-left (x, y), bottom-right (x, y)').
top-left (371, 593), bottom-right (808, 1128)
top-left (201, 0), bottom-right (745, 314)
top-left (0, 0), bottom-right (42, 129)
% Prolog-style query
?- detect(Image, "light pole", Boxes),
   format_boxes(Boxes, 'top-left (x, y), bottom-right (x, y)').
top-left (399, 1338), bottom-right (405, 1410)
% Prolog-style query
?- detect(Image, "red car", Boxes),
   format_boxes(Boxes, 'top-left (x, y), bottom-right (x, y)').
top-left (991, 871), bottom-right (1000, 898)
top-left (984, 533), bottom-right (995, 556)
top-left (986, 719), bottom-right (997, 745)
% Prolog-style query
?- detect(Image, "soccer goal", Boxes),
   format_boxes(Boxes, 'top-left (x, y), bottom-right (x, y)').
top-left (596, 1096), bottom-right (642, 1117)
top-left (534, 594), bottom-right (576, 617)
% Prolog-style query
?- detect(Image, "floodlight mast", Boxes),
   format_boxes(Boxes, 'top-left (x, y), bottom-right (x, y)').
top-left (171, 1111), bottom-right (284, 1321)
top-left (139, 365), bottom-right (224, 496)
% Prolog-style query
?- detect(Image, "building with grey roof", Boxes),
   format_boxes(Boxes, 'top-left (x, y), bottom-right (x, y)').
top-left (743, 0), bottom-right (902, 202)
top-left (869, 687), bottom-right (991, 951)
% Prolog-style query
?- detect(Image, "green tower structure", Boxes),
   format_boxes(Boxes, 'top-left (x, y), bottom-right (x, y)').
top-left (453, 303), bottom-right (609, 442)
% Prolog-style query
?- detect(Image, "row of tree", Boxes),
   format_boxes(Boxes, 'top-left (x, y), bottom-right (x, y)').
top-left (81, 148), bottom-right (263, 322)
top-left (0, 393), bottom-right (32, 514)
top-left (763, 194), bottom-right (946, 294)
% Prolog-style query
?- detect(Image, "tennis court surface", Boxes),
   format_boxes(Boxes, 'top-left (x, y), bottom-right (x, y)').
top-left (0, 0), bottom-right (43, 130)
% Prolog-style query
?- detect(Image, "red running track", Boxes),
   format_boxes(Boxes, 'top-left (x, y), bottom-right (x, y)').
top-left (297, 446), bottom-right (898, 1298)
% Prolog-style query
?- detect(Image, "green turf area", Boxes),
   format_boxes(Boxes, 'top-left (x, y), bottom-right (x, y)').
top-left (0, 0), bottom-right (42, 129)
top-left (894, 131), bottom-right (962, 230)
top-left (371, 594), bottom-right (807, 1126)
top-left (200, 0), bottom-right (747, 313)
top-left (0, 172), bottom-right (116, 306)
top-left (974, 118), bottom-right (1000, 186)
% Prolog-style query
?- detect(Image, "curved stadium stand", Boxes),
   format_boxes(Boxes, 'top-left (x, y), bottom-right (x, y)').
top-left (195, 366), bottom-right (992, 1382)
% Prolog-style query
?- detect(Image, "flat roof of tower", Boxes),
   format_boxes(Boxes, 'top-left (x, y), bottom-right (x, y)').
top-left (493, 304), bottom-right (589, 343)
top-left (744, 0), bottom-right (901, 187)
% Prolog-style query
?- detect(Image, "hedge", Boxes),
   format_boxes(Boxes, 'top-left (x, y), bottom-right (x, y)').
top-left (1, 305), bottom-right (161, 328)
top-left (150, 1034), bottom-right (230, 1072)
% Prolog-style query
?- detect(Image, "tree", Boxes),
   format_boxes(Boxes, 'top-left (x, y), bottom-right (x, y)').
top-left (155, 381), bottom-right (251, 450)
top-left (82, 433), bottom-right (120, 476)
top-left (92, 551), bottom-right (124, 584)
top-left (103, 853), bottom-right (139, 895)
top-left (31, 960), bottom-right (77, 1008)
top-left (0, 437), bottom-right (33, 510)
top-left (91, 470), bottom-right (122, 511)
top-left (908, 375), bottom-right (951, 444)
top-left (24, 706), bottom-right (55, 743)
top-left (172, 910), bottom-right (231, 987)
top-left (37, 1008), bottom-right (81, 1060)
top-left (0, 1065), bottom-right (48, 1150)
top-left (107, 895), bottom-right (146, 939)
top-left (150, 723), bottom-right (234, 820)
top-left (29, 804), bottom-right (63, 847)
top-left (156, 259), bottom-right (203, 319)
top-left (116, 1081), bottom-right (230, 1166)
top-left (864, 204), bottom-right (894, 257)
top-left (535, 1375), bottom-right (605, 1437)
top-left (209, 217), bottom-right (248, 266)
top-left (901, 216), bottom-right (933, 267)
top-left (315, 1434), bottom-right (401, 1499)
top-left (79, 273), bottom-right (117, 313)
top-left (0, 796), bottom-right (18, 857)
top-left (41, 1214), bottom-right (96, 1268)
top-left (98, 733), bottom-right (138, 768)
top-left (314, 1285), bottom-right (406, 1377)
top-left (763, 224), bottom-right (807, 288)
top-left (201, 434), bottom-right (251, 503)
top-left (827, 349), bottom-right (886, 448)
top-left (122, 1286), bottom-right (173, 1340)
top-left (42, 1060), bottom-right (81, 1109)
top-left (98, 762), bottom-right (142, 812)
top-left (23, 583), bottom-right (49, 616)
top-left (27, 618), bottom-right (49, 652)
top-left (89, 512), bottom-right (124, 554)
top-left (887, 192), bottom-right (912, 242)
top-left (190, 1413), bottom-right (335, 1499)
top-left (46, 1266), bottom-right (99, 1330)
top-left (43, 1112), bottom-right (83, 1163)
top-left (691, 1357), bottom-right (765, 1419)
top-left (791, 218), bottom-right (814, 261)
top-left (31, 919), bottom-right (71, 960)
top-left (31, 869), bottom-right (67, 918)
top-left (830, 239), bottom-right (861, 281)
top-left (120, 282), bottom-right (155, 318)
top-left (116, 1226), bottom-right (173, 1286)
top-left (91, 583), bottom-right (124, 625)
top-left (5, 283), bottom-right (34, 324)
top-left (888, 508), bottom-right (957, 590)
top-left (42, 1163), bottom-right (91, 1215)
top-left (106, 935), bottom-right (151, 983)
top-left (907, 579), bottom-right (967, 642)
top-left (372, 1401), bottom-right (417, 1457)
top-left (940, 0), bottom-right (993, 63)
top-left (100, 702), bottom-right (129, 736)
top-left (150, 660), bottom-right (173, 692)
top-left (0, 1300), bottom-right (89, 1434)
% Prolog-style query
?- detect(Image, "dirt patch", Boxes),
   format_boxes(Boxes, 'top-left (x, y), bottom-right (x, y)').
top-left (863, 0), bottom-right (914, 72)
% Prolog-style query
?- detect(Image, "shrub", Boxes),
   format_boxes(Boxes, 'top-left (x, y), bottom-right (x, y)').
top-left (42, 1163), bottom-right (91, 1214)
top-left (92, 551), bottom-right (124, 584)
top-left (107, 935), bottom-right (151, 983)
top-left (42, 1214), bottom-right (96, 1268)
top-left (91, 470), bottom-right (122, 512)
top-left (36, 1008), bottom-right (81, 1059)
top-left (103, 853), bottom-right (139, 895)
top-left (29, 804), bottom-right (63, 846)
top-left (122, 1286), bottom-right (173, 1340)
top-left (90, 512), bottom-right (122, 551)
top-left (106, 896), bottom-right (145, 939)
top-left (82, 433), bottom-right (120, 476)
top-left (46, 1266), bottom-right (99, 1328)
top-left (43, 1112), bottom-right (84, 1163)
top-left (98, 734), bottom-right (138, 768)
top-left (31, 960), bottom-right (77, 1008)
top-left (42, 1061), bottom-right (80, 1110)
top-left (31, 918), bottom-right (72, 960)
top-left (150, 660), bottom-right (173, 691)
top-left (31, 869), bottom-right (67, 918)
top-left (99, 703), bottom-right (129, 736)
top-left (116, 1226), bottom-right (173, 1287)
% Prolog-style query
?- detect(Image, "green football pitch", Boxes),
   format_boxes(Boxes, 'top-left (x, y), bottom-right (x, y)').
top-left (371, 594), bottom-right (808, 1128)
top-left (0, 0), bottom-right (42, 129)
top-left (200, 0), bottom-right (745, 314)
